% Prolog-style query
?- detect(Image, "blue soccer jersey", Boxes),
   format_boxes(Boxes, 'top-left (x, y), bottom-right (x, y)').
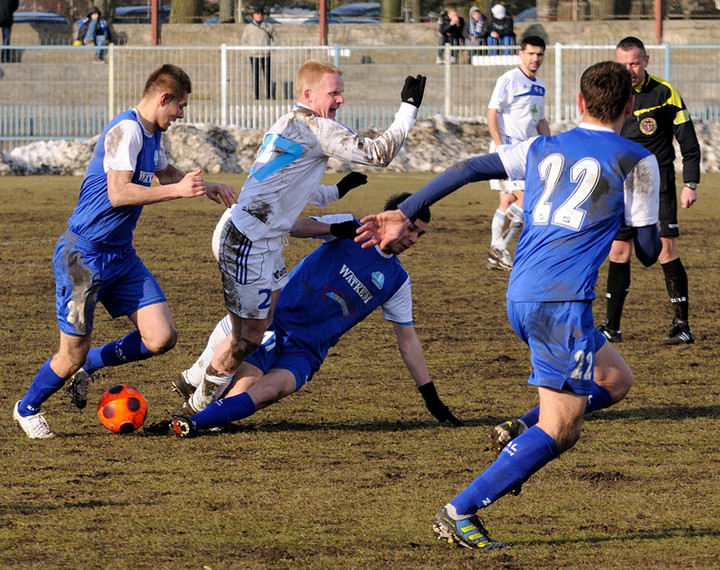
top-left (271, 215), bottom-right (413, 369)
top-left (67, 109), bottom-right (165, 246)
top-left (502, 124), bottom-right (659, 302)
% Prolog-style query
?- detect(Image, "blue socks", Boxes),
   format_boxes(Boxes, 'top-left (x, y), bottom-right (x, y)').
top-left (451, 426), bottom-right (558, 515)
top-left (519, 383), bottom-right (612, 429)
top-left (18, 358), bottom-right (66, 415)
top-left (190, 392), bottom-right (256, 431)
top-left (83, 330), bottom-right (153, 375)
top-left (19, 331), bottom-right (155, 415)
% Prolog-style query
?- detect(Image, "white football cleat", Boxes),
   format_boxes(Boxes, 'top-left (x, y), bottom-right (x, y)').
top-left (14, 401), bottom-right (55, 439)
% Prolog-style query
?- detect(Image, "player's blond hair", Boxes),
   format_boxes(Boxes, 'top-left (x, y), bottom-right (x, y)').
top-left (295, 60), bottom-right (343, 100)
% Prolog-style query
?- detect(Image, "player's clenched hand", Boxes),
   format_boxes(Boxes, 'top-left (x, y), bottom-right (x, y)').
top-left (337, 171), bottom-right (368, 198)
top-left (418, 382), bottom-right (464, 426)
top-left (401, 74), bottom-right (427, 108)
top-left (354, 209), bottom-right (410, 250)
top-left (205, 181), bottom-right (238, 208)
top-left (177, 168), bottom-right (206, 199)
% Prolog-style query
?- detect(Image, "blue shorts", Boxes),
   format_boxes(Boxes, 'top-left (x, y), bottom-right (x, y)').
top-left (506, 300), bottom-right (607, 395)
top-left (53, 230), bottom-right (166, 336)
top-left (244, 328), bottom-right (318, 391)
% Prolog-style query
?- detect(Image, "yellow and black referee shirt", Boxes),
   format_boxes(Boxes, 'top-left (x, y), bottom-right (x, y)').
top-left (620, 72), bottom-right (701, 184)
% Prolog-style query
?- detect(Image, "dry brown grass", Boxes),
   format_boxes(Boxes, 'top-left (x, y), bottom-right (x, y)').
top-left (1, 173), bottom-right (719, 569)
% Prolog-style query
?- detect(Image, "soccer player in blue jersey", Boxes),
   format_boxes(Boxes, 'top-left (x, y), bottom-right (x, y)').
top-left (356, 61), bottom-right (661, 549)
top-left (13, 64), bottom-right (237, 439)
top-left (168, 193), bottom-right (462, 437)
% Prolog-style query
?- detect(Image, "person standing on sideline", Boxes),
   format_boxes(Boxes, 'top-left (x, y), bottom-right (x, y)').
top-left (355, 61), bottom-right (660, 549)
top-left (75, 7), bottom-right (112, 63)
top-left (168, 194), bottom-right (462, 438)
top-left (241, 6), bottom-right (277, 100)
top-left (599, 36), bottom-right (701, 345)
top-left (194, 60), bottom-right (426, 417)
top-left (486, 36), bottom-right (550, 271)
top-left (0, 0), bottom-right (19, 63)
top-left (13, 64), bottom-right (237, 439)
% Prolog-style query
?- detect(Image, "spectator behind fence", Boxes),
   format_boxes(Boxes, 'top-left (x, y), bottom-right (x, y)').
top-left (0, 0), bottom-right (19, 63)
top-left (75, 7), bottom-right (112, 63)
top-left (488, 4), bottom-right (515, 55)
top-left (437, 4), bottom-right (464, 64)
top-left (463, 6), bottom-right (488, 59)
top-left (242, 6), bottom-right (277, 100)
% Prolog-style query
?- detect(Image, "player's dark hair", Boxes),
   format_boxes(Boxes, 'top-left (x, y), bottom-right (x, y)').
top-left (385, 193), bottom-right (431, 223)
top-left (580, 61), bottom-right (632, 123)
top-left (143, 64), bottom-right (192, 101)
top-left (616, 36), bottom-right (646, 56)
top-left (521, 35), bottom-right (545, 51)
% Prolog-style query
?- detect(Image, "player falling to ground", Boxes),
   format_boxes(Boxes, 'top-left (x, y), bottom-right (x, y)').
top-left (195, 60), bottom-right (427, 415)
top-left (166, 193), bottom-right (461, 437)
top-left (599, 36), bottom-right (701, 345)
top-left (170, 169), bottom-right (370, 417)
top-left (13, 64), bottom-right (237, 439)
top-left (486, 35), bottom-right (550, 271)
top-left (356, 61), bottom-right (661, 549)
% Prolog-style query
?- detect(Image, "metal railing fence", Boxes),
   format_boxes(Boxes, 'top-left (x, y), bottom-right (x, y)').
top-left (1, 42), bottom-right (718, 151)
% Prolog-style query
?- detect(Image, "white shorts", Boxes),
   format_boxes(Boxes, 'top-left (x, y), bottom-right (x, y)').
top-left (215, 213), bottom-right (288, 320)
top-left (489, 140), bottom-right (525, 193)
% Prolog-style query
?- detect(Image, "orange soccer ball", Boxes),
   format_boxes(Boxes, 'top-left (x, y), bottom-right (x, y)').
top-left (97, 384), bottom-right (147, 434)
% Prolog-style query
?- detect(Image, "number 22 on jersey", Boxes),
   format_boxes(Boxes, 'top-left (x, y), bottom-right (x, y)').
top-left (532, 154), bottom-right (601, 231)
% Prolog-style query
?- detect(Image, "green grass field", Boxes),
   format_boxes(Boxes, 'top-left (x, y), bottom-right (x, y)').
top-left (1, 173), bottom-right (719, 569)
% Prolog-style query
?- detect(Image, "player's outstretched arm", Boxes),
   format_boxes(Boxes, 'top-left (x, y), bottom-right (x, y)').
top-left (355, 209), bottom-right (410, 250)
top-left (392, 322), bottom-right (463, 426)
top-left (107, 167), bottom-right (204, 206)
top-left (289, 217), bottom-right (360, 240)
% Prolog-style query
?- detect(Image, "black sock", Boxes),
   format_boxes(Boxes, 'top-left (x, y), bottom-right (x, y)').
top-left (605, 261), bottom-right (631, 331)
top-left (662, 258), bottom-right (689, 323)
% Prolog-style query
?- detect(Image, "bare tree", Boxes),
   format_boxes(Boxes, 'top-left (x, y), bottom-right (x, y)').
top-left (382, 0), bottom-right (402, 22)
top-left (171, 0), bottom-right (204, 23)
top-left (219, 0), bottom-right (234, 22)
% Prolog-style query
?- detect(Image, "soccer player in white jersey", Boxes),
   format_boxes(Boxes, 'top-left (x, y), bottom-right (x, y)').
top-left (13, 65), bottom-right (237, 439)
top-left (486, 35), bottom-right (550, 271)
top-left (199, 60), bottom-right (427, 412)
top-left (166, 193), bottom-right (461, 437)
top-left (356, 61), bottom-right (661, 549)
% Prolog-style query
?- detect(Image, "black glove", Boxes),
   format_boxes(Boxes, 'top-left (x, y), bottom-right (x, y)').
top-left (330, 220), bottom-right (361, 240)
top-left (418, 382), bottom-right (463, 426)
top-left (337, 171), bottom-right (368, 198)
top-left (401, 74), bottom-right (427, 108)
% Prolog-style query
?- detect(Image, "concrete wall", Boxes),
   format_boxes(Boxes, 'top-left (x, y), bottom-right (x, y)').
top-left (10, 19), bottom-right (720, 47)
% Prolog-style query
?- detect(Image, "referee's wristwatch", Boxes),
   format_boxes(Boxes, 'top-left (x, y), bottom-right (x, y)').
top-left (685, 182), bottom-right (697, 190)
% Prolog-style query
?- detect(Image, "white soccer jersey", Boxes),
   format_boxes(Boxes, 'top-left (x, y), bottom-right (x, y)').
top-left (488, 67), bottom-right (547, 145)
top-left (232, 103), bottom-right (417, 242)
